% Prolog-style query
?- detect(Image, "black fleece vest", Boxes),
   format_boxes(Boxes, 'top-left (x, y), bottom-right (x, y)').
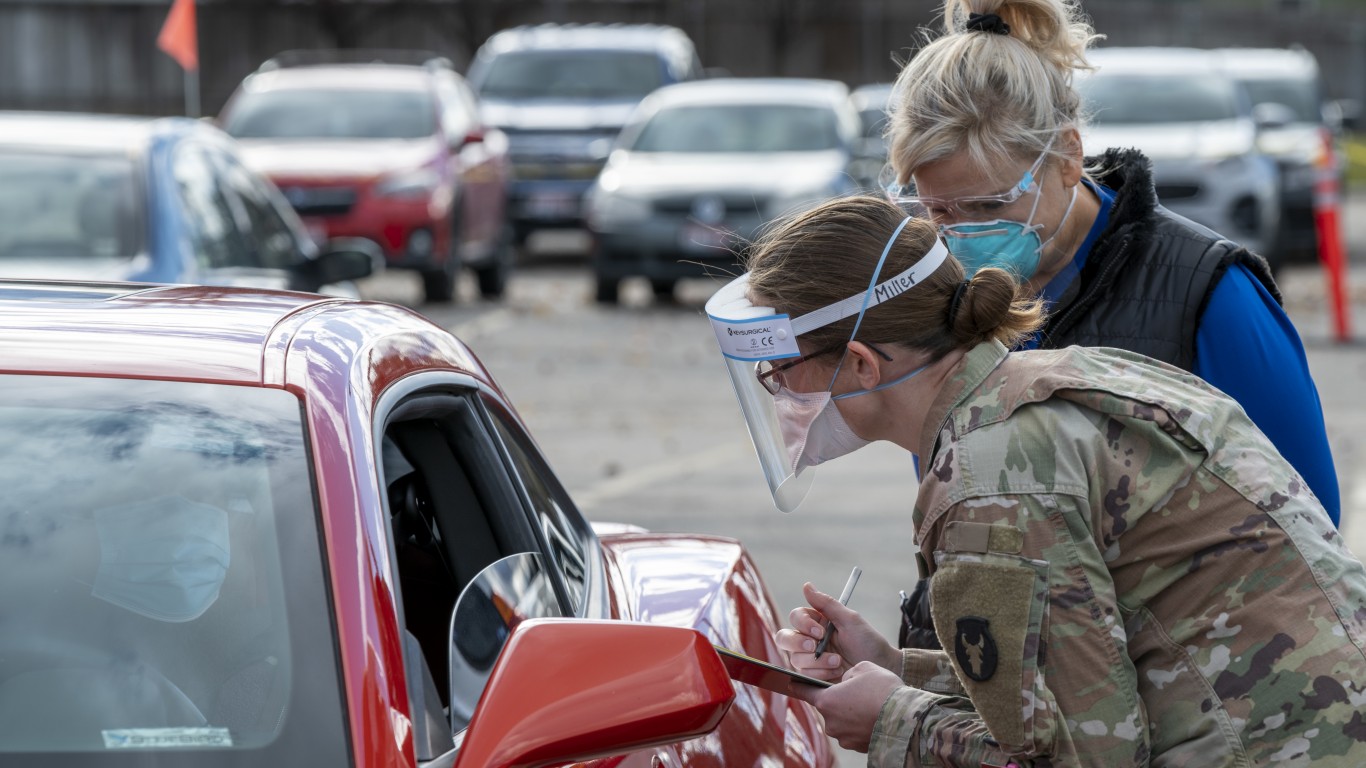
top-left (1039, 149), bottom-right (1280, 371)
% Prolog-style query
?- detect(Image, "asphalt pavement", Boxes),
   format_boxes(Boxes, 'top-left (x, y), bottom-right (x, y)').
top-left (357, 196), bottom-right (1366, 768)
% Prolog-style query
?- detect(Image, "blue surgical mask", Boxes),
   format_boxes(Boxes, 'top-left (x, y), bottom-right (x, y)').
top-left (941, 180), bottom-right (1078, 281)
top-left (92, 495), bottom-right (231, 623)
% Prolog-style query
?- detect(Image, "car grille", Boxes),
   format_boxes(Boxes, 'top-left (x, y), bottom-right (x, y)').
top-left (511, 161), bottom-right (604, 181)
top-left (652, 195), bottom-right (771, 217)
top-left (1155, 183), bottom-right (1202, 201)
top-left (279, 185), bottom-right (358, 217)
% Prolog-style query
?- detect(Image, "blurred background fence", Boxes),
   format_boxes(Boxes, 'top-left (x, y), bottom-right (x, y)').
top-left (2, 0), bottom-right (1364, 117)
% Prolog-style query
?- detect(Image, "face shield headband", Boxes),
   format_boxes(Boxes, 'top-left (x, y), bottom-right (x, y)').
top-left (705, 217), bottom-right (949, 512)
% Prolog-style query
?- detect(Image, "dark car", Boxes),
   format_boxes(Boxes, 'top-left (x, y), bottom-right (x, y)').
top-left (0, 112), bottom-right (373, 295)
top-left (0, 280), bottom-right (835, 767)
top-left (467, 24), bottom-right (703, 244)
top-left (220, 52), bottom-right (512, 303)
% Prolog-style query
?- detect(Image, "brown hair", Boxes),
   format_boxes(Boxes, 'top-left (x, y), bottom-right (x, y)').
top-left (745, 196), bottom-right (1043, 360)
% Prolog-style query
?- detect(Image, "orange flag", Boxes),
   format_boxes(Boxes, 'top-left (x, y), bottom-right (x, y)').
top-left (157, 0), bottom-right (198, 72)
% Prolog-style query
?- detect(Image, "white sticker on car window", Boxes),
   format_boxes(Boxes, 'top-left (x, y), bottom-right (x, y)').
top-left (102, 728), bottom-right (233, 749)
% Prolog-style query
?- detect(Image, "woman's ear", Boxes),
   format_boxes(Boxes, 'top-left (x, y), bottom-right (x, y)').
top-left (843, 342), bottom-right (886, 391)
top-left (1058, 125), bottom-right (1084, 188)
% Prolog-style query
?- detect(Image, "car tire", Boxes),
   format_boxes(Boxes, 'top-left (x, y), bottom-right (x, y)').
top-left (422, 263), bottom-right (458, 304)
top-left (476, 224), bottom-right (515, 300)
top-left (594, 275), bottom-right (619, 305)
top-left (650, 279), bottom-right (677, 302)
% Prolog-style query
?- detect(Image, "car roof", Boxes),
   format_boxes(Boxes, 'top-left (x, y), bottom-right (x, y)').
top-left (646, 78), bottom-right (851, 108)
top-left (0, 282), bottom-right (471, 386)
top-left (1213, 47), bottom-right (1319, 79)
top-left (240, 65), bottom-right (437, 93)
top-left (479, 23), bottom-right (694, 55)
top-left (1085, 46), bottom-right (1223, 76)
top-left (0, 111), bottom-right (200, 154)
top-left (850, 83), bottom-right (894, 111)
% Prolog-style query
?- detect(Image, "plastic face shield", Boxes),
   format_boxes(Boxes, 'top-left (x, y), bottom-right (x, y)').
top-left (705, 232), bottom-right (949, 513)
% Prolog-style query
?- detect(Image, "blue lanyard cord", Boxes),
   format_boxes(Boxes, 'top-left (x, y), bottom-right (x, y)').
top-left (828, 216), bottom-right (913, 390)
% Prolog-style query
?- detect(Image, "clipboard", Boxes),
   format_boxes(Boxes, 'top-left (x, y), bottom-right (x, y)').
top-left (713, 645), bottom-right (832, 695)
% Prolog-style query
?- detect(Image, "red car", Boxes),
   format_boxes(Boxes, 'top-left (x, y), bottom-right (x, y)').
top-left (220, 53), bottom-right (513, 304)
top-left (0, 281), bottom-right (834, 768)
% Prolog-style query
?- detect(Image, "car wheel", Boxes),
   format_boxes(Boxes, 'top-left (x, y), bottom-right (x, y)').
top-left (422, 264), bottom-right (458, 304)
top-left (594, 275), bottom-right (619, 305)
top-left (476, 224), bottom-right (515, 300)
top-left (650, 279), bottom-right (677, 302)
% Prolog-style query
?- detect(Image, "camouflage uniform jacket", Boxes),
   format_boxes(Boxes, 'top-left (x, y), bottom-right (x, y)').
top-left (868, 340), bottom-right (1366, 767)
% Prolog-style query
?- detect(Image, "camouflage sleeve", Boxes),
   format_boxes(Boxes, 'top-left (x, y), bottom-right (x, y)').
top-left (875, 493), bottom-right (1150, 767)
top-left (900, 648), bottom-right (966, 695)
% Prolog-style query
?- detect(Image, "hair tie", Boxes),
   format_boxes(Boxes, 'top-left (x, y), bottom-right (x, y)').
top-left (965, 12), bottom-right (1011, 35)
top-left (947, 279), bottom-right (970, 324)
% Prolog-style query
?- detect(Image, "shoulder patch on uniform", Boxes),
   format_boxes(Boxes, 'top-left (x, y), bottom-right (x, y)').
top-left (954, 616), bottom-right (998, 682)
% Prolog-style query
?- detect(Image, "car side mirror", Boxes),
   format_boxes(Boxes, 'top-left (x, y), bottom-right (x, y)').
top-left (451, 619), bottom-right (734, 768)
top-left (1252, 102), bottom-right (1297, 132)
top-left (289, 238), bottom-right (379, 292)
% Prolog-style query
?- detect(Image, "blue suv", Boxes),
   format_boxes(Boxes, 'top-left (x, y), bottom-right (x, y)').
top-left (467, 24), bottom-right (702, 245)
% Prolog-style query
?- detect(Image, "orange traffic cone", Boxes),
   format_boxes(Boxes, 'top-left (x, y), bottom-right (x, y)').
top-left (1313, 126), bottom-right (1352, 342)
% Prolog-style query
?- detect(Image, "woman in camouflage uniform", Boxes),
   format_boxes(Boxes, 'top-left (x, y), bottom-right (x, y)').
top-left (750, 196), bottom-right (1366, 767)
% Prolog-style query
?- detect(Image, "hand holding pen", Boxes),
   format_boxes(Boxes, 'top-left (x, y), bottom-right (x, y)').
top-left (814, 566), bottom-right (861, 658)
top-left (774, 571), bottom-right (903, 682)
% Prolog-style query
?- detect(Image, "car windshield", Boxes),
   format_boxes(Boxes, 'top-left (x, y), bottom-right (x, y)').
top-left (0, 376), bottom-right (349, 767)
top-left (1080, 73), bottom-right (1240, 124)
top-left (0, 151), bottom-right (142, 262)
top-left (1239, 77), bottom-right (1322, 123)
top-left (477, 50), bottom-right (664, 99)
top-left (629, 104), bottom-right (841, 152)
top-left (224, 88), bottom-right (437, 140)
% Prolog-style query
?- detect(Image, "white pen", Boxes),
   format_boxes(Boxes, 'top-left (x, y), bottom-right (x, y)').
top-left (814, 566), bottom-right (861, 659)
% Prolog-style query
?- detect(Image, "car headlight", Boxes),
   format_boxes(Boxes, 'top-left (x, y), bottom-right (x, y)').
top-left (586, 191), bottom-right (650, 231)
top-left (375, 168), bottom-right (441, 199)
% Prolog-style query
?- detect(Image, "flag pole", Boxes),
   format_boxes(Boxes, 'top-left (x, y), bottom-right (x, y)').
top-left (186, 67), bottom-right (200, 118)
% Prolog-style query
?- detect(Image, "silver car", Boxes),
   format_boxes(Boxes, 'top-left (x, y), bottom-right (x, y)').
top-left (1077, 47), bottom-right (1281, 258)
top-left (585, 78), bottom-right (861, 304)
top-left (1215, 46), bottom-right (1344, 271)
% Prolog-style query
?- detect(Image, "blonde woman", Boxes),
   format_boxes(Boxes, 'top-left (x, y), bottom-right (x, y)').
top-left (881, 0), bottom-right (1339, 528)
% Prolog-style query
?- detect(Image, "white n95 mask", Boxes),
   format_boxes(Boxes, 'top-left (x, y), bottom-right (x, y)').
top-left (774, 387), bottom-right (870, 473)
top-left (92, 495), bottom-right (231, 623)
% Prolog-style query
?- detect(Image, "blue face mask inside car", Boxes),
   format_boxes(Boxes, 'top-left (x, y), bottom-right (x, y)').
top-left (92, 495), bottom-right (231, 623)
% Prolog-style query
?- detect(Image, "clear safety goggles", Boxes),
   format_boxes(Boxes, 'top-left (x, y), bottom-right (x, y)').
top-left (705, 223), bottom-right (949, 513)
top-left (877, 136), bottom-right (1053, 222)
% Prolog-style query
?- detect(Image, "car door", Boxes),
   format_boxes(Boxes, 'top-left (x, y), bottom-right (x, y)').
top-left (372, 380), bottom-right (682, 768)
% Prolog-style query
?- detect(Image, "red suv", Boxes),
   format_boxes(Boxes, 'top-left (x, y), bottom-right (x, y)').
top-left (220, 52), bottom-right (512, 303)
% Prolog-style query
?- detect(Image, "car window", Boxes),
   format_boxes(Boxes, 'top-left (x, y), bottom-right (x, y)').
top-left (0, 150), bottom-right (142, 262)
top-left (1079, 73), bottom-right (1241, 124)
top-left (1239, 77), bottom-right (1322, 123)
top-left (488, 411), bottom-right (588, 612)
top-left (172, 145), bottom-right (255, 270)
top-left (477, 50), bottom-right (665, 100)
top-left (213, 151), bottom-right (306, 269)
top-left (376, 391), bottom-right (567, 758)
top-left (0, 375), bottom-right (348, 764)
top-left (223, 88), bottom-right (438, 140)
top-left (629, 104), bottom-right (842, 152)
top-left (437, 76), bottom-right (478, 141)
